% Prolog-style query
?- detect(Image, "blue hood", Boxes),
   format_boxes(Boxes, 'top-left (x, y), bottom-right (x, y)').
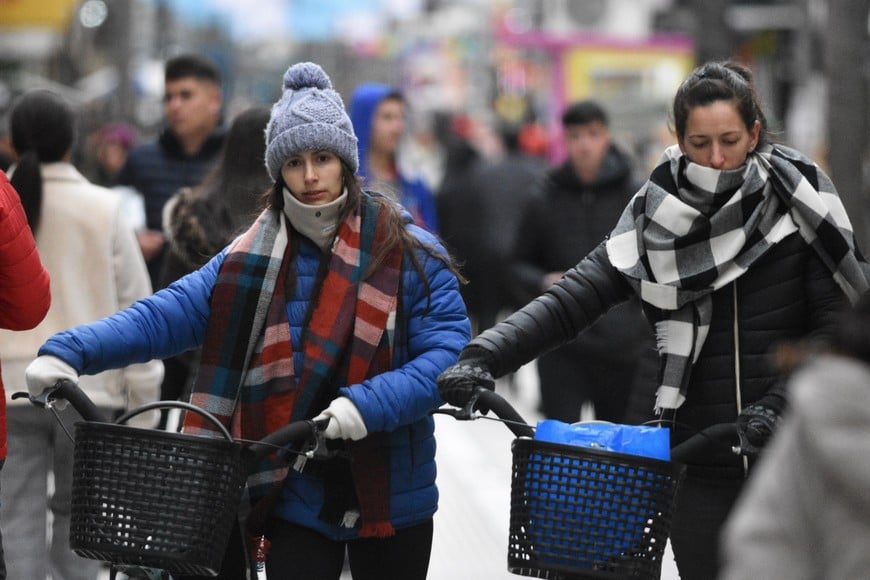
top-left (349, 83), bottom-right (395, 180)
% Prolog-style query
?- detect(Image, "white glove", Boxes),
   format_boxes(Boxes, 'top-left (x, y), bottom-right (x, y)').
top-left (25, 355), bottom-right (78, 397)
top-left (314, 397), bottom-right (367, 441)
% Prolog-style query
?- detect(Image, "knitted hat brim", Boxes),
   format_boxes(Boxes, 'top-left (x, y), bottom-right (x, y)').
top-left (266, 122), bottom-right (359, 180)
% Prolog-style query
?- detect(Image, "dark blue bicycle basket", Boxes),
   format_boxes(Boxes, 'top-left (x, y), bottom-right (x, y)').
top-left (508, 437), bottom-right (684, 579)
top-left (69, 420), bottom-right (245, 577)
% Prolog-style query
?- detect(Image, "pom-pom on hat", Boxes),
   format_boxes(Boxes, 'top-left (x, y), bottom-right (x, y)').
top-left (265, 62), bottom-right (358, 180)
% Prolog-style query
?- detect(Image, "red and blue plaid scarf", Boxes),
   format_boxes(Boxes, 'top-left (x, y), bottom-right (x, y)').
top-left (185, 193), bottom-right (401, 538)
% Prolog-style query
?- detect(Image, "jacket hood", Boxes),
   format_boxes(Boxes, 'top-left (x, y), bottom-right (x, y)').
top-left (349, 83), bottom-right (395, 180)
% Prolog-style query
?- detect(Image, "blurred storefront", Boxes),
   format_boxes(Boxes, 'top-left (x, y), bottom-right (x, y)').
top-left (487, 0), bottom-right (693, 165)
top-left (0, 0), bottom-right (866, 248)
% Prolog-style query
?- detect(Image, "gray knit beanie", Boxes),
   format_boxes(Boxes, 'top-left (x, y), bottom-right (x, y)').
top-left (264, 62), bottom-right (358, 181)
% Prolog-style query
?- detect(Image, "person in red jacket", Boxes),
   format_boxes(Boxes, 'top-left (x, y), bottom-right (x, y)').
top-left (0, 170), bottom-right (50, 579)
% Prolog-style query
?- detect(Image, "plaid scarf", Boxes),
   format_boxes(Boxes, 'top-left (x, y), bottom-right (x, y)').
top-left (606, 144), bottom-right (868, 412)
top-left (184, 193), bottom-right (402, 538)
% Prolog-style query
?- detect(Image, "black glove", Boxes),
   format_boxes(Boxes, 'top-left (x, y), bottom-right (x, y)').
top-left (437, 361), bottom-right (495, 408)
top-left (736, 402), bottom-right (782, 458)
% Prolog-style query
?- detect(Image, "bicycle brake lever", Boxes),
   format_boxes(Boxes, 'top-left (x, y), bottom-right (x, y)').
top-left (11, 389), bottom-right (51, 408)
top-left (443, 393), bottom-right (483, 420)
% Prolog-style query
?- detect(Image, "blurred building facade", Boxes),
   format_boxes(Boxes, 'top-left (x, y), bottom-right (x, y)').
top-left (0, 0), bottom-right (867, 248)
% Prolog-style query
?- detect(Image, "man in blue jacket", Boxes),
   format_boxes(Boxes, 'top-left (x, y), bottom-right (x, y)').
top-left (118, 54), bottom-right (226, 422)
top-left (118, 53), bottom-right (226, 290)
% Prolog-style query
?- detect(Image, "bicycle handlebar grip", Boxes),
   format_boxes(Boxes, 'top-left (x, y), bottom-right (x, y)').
top-left (474, 389), bottom-right (535, 438)
top-left (47, 379), bottom-right (108, 423)
top-left (669, 422), bottom-right (738, 464)
top-left (244, 418), bottom-right (331, 465)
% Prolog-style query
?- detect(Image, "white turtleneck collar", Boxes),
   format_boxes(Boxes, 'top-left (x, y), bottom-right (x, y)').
top-left (282, 187), bottom-right (348, 252)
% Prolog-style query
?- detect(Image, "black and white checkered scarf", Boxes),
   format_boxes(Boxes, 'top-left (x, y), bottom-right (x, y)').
top-left (606, 143), bottom-right (869, 412)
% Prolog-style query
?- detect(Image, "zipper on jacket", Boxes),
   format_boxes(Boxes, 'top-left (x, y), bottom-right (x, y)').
top-left (732, 283), bottom-right (749, 475)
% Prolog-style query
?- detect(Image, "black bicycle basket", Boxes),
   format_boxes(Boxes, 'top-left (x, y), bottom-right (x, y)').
top-left (69, 402), bottom-right (246, 577)
top-left (507, 437), bottom-right (684, 579)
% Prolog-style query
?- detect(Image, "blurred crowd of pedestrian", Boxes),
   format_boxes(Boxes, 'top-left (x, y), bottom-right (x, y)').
top-left (2, 48), bottom-right (870, 580)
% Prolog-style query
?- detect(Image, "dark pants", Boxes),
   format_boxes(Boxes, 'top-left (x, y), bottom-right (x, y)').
top-left (265, 518), bottom-right (433, 579)
top-left (177, 521), bottom-right (254, 580)
top-left (669, 473), bottom-right (745, 580)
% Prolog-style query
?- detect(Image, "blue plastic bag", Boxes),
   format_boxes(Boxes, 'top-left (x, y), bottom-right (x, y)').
top-left (534, 420), bottom-right (670, 461)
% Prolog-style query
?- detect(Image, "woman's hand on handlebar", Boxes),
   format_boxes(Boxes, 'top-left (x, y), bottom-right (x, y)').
top-left (437, 360), bottom-right (495, 408)
top-left (23, 355), bottom-right (79, 409)
top-left (25, 355), bottom-right (78, 399)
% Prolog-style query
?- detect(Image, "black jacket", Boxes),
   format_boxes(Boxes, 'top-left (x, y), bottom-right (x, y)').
top-left (465, 234), bottom-right (849, 475)
top-left (509, 146), bottom-right (651, 360)
top-left (511, 145), bottom-right (640, 302)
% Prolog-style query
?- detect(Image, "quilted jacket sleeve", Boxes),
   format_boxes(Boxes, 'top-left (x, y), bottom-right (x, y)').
top-left (38, 250), bottom-right (223, 375)
top-left (462, 241), bottom-right (634, 377)
top-left (0, 172), bottom-right (50, 330)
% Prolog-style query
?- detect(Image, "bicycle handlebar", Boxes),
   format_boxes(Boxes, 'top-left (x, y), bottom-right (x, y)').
top-left (12, 379), bottom-right (108, 423)
top-left (244, 418), bottom-right (331, 463)
top-left (437, 386), bottom-right (743, 461)
top-left (670, 422), bottom-right (739, 463)
top-left (434, 387), bottom-right (532, 438)
top-left (14, 380), bottom-right (332, 468)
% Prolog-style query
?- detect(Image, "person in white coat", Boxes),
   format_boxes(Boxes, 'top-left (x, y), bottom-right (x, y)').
top-left (0, 89), bottom-right (163, 580)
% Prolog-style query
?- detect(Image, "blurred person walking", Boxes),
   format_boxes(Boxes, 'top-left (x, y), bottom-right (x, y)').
top-left (84, 122), bottom-right (147, 232)
top-left (118, 53), bottom-right (226, 290)
top-left (465, 119), bottom-right (547, 333)
top-left (118, 53), bottom-right (226, 422)
top-left (157, 105), bottom-right (272, 408)
top-left (86, 122), bottom-right (137, 188)
top-left (0, 89), bottom-right (163, 580)
top-left (0, 170), bottom-right (51, 580)
top-left (438, 61), bottom-right (869, 580)
top-left (349, 83), bottom-right (438, 232)
top-left (509, 100), bottom-right (656, 423)
top-left (160, 104), bottom-right (271, 287)
top-left (23, 62), bottom-right (469, 580)
top-left (720, 291), bottom-right (870, 580)
top-left (432, 114), bottom-right (487, 327)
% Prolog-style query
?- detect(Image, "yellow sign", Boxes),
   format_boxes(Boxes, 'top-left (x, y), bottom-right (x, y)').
top-left (564, 44), bottom-right (694, 104)
top-left (0, 0), bottom-right (77, 30)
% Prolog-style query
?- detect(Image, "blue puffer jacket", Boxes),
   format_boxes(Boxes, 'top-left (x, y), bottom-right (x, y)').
top-left (40, 222), bottom-right (470, 540)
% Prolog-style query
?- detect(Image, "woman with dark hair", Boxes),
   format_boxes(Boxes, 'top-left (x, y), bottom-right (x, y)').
top-left (437, 60), bottom-right (869, 580)
top-left (0, 89), bottom-right (162, 580)
top-left (160, 105), bottom-right (273, 283)
top-left (24, 63), bottom-right (469, 579)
